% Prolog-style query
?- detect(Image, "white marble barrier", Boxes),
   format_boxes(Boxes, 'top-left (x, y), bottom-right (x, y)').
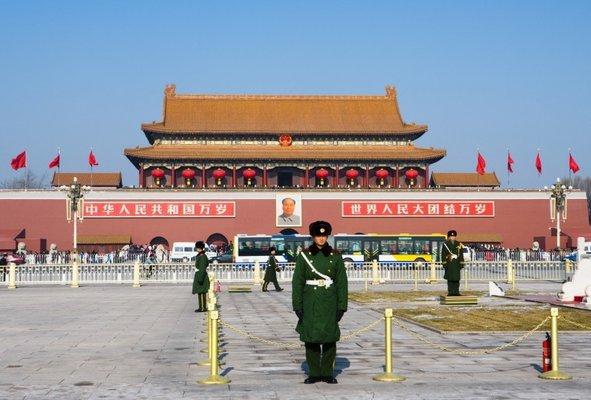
top-left (558, 258), bottom-right (591, 302)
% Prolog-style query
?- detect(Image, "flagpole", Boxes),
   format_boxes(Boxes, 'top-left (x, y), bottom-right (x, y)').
top-left (25, 154), bottom-right (28, 191)
top-left (90, 147), bottom-right (93, 188)
top-left (568, 147), bottom-right (572, 184)
top-left (507, 149), bottom-right (510, 188)
top-left (57, 147), bottom-right (61, 186)
top-left (476, 148), bottom-right (480, 192)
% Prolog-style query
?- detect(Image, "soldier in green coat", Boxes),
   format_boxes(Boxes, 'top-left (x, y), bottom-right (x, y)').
top-left (292, 221), bottom-right (348, 384)
top-left (262, 247), bottom-right (284, 292)
top-left (441, 230), bottom-right (465, 296)
top-left (192, 241), bottom-right (210, 312)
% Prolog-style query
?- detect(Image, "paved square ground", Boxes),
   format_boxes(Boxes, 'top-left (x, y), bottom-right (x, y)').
top-left (1, 282), bottom-right (590, 399)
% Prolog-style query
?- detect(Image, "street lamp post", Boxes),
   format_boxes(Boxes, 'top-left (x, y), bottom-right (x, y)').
top-left (60, 177), bottom-right (90, 258)
top-left (545, 178), bottom-right (570, 250)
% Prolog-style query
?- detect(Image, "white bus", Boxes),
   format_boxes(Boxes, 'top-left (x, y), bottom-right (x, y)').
top-left (233, 234), bottom-right (313, 263)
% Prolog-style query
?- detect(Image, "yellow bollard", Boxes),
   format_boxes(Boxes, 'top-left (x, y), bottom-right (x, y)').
top-left (71, 261), bottom-right (79, 288)
top-left (372, 259), bottom-right (380, 285)
top-left (413, 264), bottom-right (418, 291)
top-left (373, 308), bottom-right (405, 382)
top-left (198, 310), bottom-right (230, 385)
top-left (7, 262), bottom-right (17, 289)
top-left (132, 259), bottom-right (141, 288)
top-left (463, 266), bottom-right (468, 291)
top-left (511, 266), bottom-right (516, 292)
top-left (364, 269), bottom-right (369, 293)
top-left (506, 259), bottom-right (513, 284)
top-left (539, 308), bottom-right (572, 380)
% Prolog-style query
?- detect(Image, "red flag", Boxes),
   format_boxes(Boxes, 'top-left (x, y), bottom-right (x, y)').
top-left (48, 154), bottom-right (60, 169)
top-left (535, 152), bottom-right (542, 175)
top-left (507, 152), bottom-right (514, 173)
top-left (476, 152), bottom-right (486, 175)
top-left (88, 150), bottom-right (99, 167)
top-left (10, 151), bottom-right (26, 170)
top-left (569, 153), bottom-right (580, 174)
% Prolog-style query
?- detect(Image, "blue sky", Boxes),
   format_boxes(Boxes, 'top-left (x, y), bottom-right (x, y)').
top-left (0, 0), bottom-right (589, 188)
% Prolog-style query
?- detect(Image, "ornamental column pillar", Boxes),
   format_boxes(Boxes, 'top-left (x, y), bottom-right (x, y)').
top-left (335, 164), bottom-right (340, 188)
top-left (395, 165), bottom-right (400, 188)
top-left (139, 164), bottom-right (145, 188)
top-left (305, 166), bottom-right (309, 188)
top-left (424, 164), bottom-right (430, 188)
top-left (232, 166), bottom-right (237, 188)
top-left (263, 165), bottom-right (268, 188)
top-left (202, 164), bottom-right (206, 188)
top-left (171, 165), bottom-right (176, 188)
top-left (365, 166), bottom-right (370, 188)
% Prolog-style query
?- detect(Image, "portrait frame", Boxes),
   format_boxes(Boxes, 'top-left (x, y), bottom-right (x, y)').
top-left (276, 193), bottom-right (302, 227)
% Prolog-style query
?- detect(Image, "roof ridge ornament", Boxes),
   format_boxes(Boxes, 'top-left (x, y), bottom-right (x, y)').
top-left (164, 84), bottom-right (176, 97)
top-left (385, 85), bottom-right (396, 99)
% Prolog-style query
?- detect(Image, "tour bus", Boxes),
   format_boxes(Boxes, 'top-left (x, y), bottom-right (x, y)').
top-left (233, 234), bottom-right (313, 263)
top-left (333, 233), bottom-right (446, 263)
top-left (233, 233), bottom-right (445, 264)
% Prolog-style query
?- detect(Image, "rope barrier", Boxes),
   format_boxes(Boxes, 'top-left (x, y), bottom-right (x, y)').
top-left (392, 316), bottom-right (551, 355)
top-left (559, 316), bottom-right (591, 331)
top-left (219, 315), bottom-right (384, 349)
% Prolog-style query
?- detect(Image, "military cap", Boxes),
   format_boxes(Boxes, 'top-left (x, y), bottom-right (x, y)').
top-left (309, 220), bottom-right (332, 237)
top-left (447, 230), bottom-right (457, 238)
top-left (269, 246), bottom-right (276, 253)
top-left (195, 241), bottom-right (206, 250)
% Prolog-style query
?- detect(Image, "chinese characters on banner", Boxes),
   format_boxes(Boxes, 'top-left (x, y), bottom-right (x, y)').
top-left (83, 201), bottom-right (235, 218)
top-left (342, 201), bottom-right (494, 217)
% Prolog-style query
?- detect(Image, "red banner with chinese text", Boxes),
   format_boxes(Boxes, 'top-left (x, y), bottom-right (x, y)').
top-left (341, 201), bottom-right (494, 217)
top-left (83, 201), bottom-right (236, 218)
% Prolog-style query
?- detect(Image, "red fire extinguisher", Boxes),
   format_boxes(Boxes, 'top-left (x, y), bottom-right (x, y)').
top-left (542, 332), bottom-right (552, 372)
top-left (215, 281), bottom-right (221, 293)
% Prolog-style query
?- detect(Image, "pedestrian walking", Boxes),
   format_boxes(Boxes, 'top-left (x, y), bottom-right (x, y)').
top-left (262, 247), bottom-right (284, 292)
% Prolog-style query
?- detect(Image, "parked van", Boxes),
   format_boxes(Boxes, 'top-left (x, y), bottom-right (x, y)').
top-left (170, 242), bottom-right (216, 262)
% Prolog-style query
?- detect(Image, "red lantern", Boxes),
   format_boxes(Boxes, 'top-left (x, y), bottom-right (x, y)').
top-left (375, 168), bottom-right (388, 187)
top-left (345, 168), bottom-right (359, 186)
top-left (212, 168), bottom-right (226, 186)
top-left (315, 168), bottom-right (329, 187)
top-left (181, 168), bottom-right (195, 187)
top-left (243, 168), bottom-right (256, 186)
top-left (405, 168), bottom-right (419, 187)
top-left (151, 168), bottom-right (165, 186)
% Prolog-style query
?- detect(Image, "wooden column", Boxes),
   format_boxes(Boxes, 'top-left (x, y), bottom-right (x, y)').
top-left (424, 165), bottom-right (430, 188)
top-left (202, 164), bottom-right (206, 188)
top-left (335, 165), bottom-right (339, 188)
top-left (171, 166), bottom-right (176, 188)
top-left (232, 166), bottom-right (237, 188)
top-left (395, 166), bottom-right (399, 188)
top-left (139, 164), bottom-right (145, 188)
top-left (263, 166), bottom-right (268, 188)
top-left (305, 166), bottom-right (309, 188)
top-left (365, 166), bottom-right (370, 188)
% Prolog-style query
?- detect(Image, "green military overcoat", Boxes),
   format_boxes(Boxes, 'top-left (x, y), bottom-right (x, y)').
top-left (441, 240), bottom-right (465, 281)
top-left (192, 252), bottom-right (210, 294)
top-left (292, 246), bottom-right (348, 343)
top-left (263, 255), bottom-right (279, 282)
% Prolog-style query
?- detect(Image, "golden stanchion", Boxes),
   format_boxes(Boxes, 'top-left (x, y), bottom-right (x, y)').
top-left (7, 262), bottom-right (17, 289)
top-left (198, 310), bottom-right (230, 385)
top-left (132, 259), bottom-right (141, 288)
top-left (364, 269), bottom-right (369, 293)
top-left (506, 259), bottom-right (513, 284)
top-left (373, 308), bottom-right (405, 382)
top-left (511, 265), bottom-right (516, 292)
top-left (539, 308), bottom-right (572, 380)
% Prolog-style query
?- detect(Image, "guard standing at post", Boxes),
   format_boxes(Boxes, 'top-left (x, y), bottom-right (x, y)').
top-left (292, 221), bottom-right (348, 384)
top-left (192, 241), bottom-right (210, 312)
top-left (262, 247), bottom-right (284, 292)
top-left (441, 230), bottom-right (464, 296)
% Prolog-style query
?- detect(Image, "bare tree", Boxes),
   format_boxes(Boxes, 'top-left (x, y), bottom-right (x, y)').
top-left (562, 175), bottom-right (591, 223)
top-left (0, 170), bottom-right (50, 189)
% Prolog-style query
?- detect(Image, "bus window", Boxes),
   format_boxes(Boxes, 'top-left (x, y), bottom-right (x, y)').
top-left (398, 238), bottom-right (413, 254)
top-left (335, 239), bottom-right (362, 254)
top-left (380, 240), bottom-right (397, 255)
top-left (414, 239), bottom-right (431, 255)
top-left (363, 240), bottom-right (379, 261)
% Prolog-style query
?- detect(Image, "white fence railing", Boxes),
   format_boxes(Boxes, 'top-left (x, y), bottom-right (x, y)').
top-left (1, 260), bottom-right (569, 286)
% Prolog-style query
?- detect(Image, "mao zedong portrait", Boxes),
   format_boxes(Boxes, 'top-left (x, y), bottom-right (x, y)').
top-left (277, 197), bottom-right (301, 226)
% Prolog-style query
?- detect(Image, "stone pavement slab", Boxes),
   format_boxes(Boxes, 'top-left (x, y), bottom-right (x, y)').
top-left (0, 283), bottom-right (589, 399)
